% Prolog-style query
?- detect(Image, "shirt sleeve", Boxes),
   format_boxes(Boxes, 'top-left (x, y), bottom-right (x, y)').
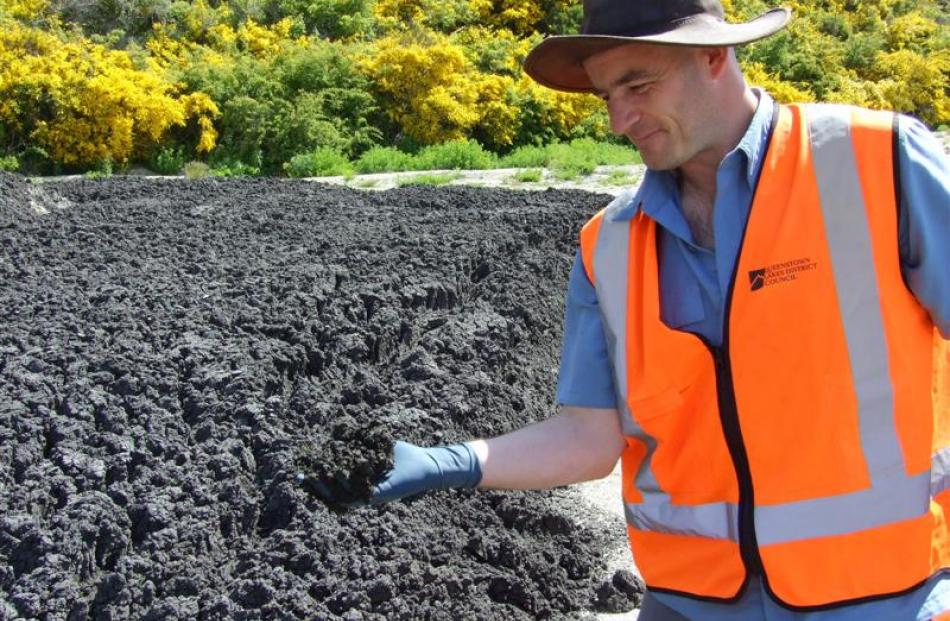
top-left (556, 252), bottom-right (617, 408)
top-left (897, 116), bottom-right (950, 338)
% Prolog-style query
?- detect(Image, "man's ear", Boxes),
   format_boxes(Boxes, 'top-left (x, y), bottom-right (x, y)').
top-left (701, 46), bottom-right (731, 79)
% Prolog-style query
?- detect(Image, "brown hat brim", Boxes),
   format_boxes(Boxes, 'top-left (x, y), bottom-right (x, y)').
top-left (524, 8), bottom-right (791, 93)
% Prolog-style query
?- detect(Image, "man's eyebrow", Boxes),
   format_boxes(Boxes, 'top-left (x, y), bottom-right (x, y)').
top-left (609, 69), bottom-right (652, 90)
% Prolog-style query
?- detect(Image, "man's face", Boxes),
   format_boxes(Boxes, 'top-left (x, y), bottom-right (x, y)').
top-left (582, 43), bottom-right (712, 171)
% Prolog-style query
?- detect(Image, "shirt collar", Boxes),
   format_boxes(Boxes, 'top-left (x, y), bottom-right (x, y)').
top-left (738, 88), bottom-right (775, 186)
top-left (610, 88), bottom-right (776, 222)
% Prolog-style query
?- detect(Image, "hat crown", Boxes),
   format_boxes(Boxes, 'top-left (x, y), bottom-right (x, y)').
top-left (581, 0), bottom-right (725, 37)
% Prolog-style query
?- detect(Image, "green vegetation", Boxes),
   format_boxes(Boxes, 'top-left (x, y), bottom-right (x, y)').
top-left (601, 170), bottom-right (640, 187)
top-left (414, 140), bottom-right (497, 171)
top-left (499, 145), bottom-right (549, 169)
top-left (83, 158), bottom-right (114, 179)
top-left (211, 161), bottom-right (262, 177)
top-left (511, 168), bottom-right (543, 183)
top-left (0, 0), bottom-right (945, 176)
top-left (600, 170), bottom-right (640, 186)
top-left (183, 161), bottom-right (212, 179)
top-left (285, 147), bottom-right (354, 177)
top-left (353, 141), bottom-right (498, 173)
top-left (0, 154), bottom-right (18, 172)
top-left (355, 146), bottom-right (416, 173)
top-left (341, 138), bottom-right (641, 178)
top-left (545, 139), bottom-right (640, 179)
top-left (149, 147), bottom-right (186, 175)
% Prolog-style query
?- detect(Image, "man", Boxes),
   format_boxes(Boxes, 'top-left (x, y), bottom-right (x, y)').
top-left (318, 1), bottom-right (950, 618)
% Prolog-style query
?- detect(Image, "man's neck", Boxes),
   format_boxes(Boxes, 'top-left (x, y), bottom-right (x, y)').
top-left (679, 87), bottom-right (759, 196)
top-left (675, 87), bottom-right (759, 249)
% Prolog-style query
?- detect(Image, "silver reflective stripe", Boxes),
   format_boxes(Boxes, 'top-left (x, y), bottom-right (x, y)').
top-left (625, 496), bottom-right (741, 542)
top-left (756, 471), bottom-right (930, 546)
top-left (592, 192), bottom-right (665, 497)
top-left (933, 447), bottom-right (950, 497)
top-left (593, 191), bottom-right (636, 438)
top-left (809, 106), bottom-right (905, 485)
top-left (635, 434), bottom-right (663, 495)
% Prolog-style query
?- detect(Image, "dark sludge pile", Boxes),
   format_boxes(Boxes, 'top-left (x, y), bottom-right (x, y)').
top-left (0, 171), bottom-right (643, 620)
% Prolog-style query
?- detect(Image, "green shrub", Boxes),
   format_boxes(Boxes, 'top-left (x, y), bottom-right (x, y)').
top-left (205, 92), bottom-right (269, 172)
top-left (600, 169), bottom-right (639, 187)
top-left (511, 168), bottom-right (542, 183)
top-left (284, 147), bottom-right (353, 177)
top-left (499, 144), bottom-right (549, 168)
top-left (184, 161), bottom-right (212, 179)
top-left (84, 157), bottom-right (114, 179)
top-left (588, 140), bottom-right (641, 165)
top-left (546, 138), bottom-right (641, 179)
top-left (396, 172), bottom-right (459, 187)
top-left (211, 161), bottom-right (261, 177)
top-left (150, 146), bottom-right (186, 175)
top-left (355, 146), bottom-right (415, 173)
top-left (55, 0), bottom-right (168, 40)
top-left (0, 155), bottom-right (19, 172)
top-left (181, 41), bottom-right (381, 175)
top-left (264, 0), bottom-right (375, 39)
top-left (414, 139), bottom-right (497, 171)
top-left (548, 143), bottom-right (597, 179)
top-left (566, 138), bottom-right (639, 165)
top-left (17, 146), bottom-right (54, 176)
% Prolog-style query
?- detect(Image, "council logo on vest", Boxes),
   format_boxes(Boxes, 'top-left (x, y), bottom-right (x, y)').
top-left (749, 257), bottom-right (818, 292)
top-left (749, 269), bottom-right (766, 291)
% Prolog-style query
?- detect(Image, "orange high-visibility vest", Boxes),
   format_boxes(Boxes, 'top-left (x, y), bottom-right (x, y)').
top-left (579, 104), bottom-right (949, 608)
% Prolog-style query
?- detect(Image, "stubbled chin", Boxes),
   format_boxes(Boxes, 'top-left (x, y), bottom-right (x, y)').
top-left (632, 133), bottom-right (676, 170)
top-left (639, 149), bottom-right (678, 171)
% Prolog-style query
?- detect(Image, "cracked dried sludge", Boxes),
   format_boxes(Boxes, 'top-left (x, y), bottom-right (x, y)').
top-left (0, 172), bottom-right (642, 619)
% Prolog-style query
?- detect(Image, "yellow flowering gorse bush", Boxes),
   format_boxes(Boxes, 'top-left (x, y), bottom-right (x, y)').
top-left (0, 17), bottom-right (219, 166)
top-left (360, 28), bottom-right (602, 148)
top-left (359, 33), bottom-right (504, 144)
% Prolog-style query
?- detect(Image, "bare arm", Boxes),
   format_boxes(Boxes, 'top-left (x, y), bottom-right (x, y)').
top-left (468, 406), bottom-right (625, 490)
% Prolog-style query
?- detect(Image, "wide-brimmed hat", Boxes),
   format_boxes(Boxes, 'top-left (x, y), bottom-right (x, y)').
top-left (524, 0), bottom-right (791, 93)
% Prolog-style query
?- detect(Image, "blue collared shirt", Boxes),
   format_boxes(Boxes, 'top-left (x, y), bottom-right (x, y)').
top-left (556, 91), bottom-right (950, 618)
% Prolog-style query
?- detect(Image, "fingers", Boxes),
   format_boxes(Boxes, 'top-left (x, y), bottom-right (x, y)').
top-left (367, 442), bottom-right (438, 503)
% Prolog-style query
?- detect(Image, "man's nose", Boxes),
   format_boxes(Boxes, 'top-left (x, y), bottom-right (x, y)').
top-left (607, 98), bottom-right (640, 136)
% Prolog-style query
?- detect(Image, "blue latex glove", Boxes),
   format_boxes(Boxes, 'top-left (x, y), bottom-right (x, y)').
top-left (304, 441), bottom-right (482, 508)
top-left (369, 441), bottom-right (482, 505)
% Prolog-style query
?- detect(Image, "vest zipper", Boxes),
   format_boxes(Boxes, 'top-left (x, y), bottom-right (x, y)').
top-left (707, 343), bottom-right (763, 578)
top-left (703, 102), bottom-right (781, 584)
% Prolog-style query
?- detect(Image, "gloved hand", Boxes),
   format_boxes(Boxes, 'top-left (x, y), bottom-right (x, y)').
top-left (370, 440), bottom-right (482, 504)
top-left (304, 440), bottom-right (482, 507)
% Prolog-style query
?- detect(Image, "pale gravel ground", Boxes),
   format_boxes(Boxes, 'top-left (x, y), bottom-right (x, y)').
top-left (305, 127), bottom-right (948, 194)
top-left (304, 164), bottom-right (643, 197)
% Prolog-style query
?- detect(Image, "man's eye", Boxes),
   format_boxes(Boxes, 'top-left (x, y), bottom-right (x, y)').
top-left (628, 84), bottom-right (648, 94)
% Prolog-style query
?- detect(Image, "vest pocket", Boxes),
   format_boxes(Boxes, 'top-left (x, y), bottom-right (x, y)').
top-left (627, 375), bottom-right (738, 500)
top-left (627, 387), bottom-right (686, 422)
